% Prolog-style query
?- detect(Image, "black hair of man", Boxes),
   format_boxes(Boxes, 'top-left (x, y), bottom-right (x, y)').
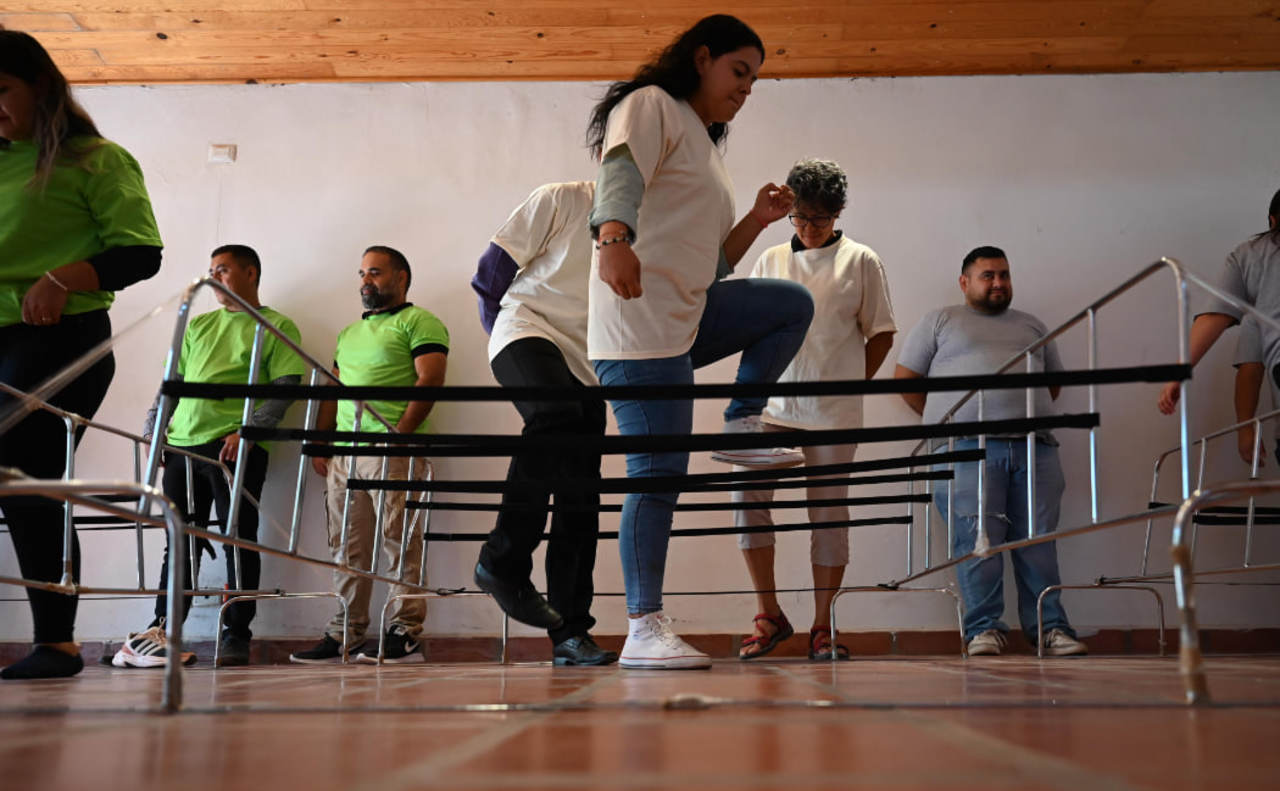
top-left (364, 245), bottom-right (412, 290)
top-left (962, 245), bottom-right (1007, 274)
top-left (211, 243), bottom-right (262, 285)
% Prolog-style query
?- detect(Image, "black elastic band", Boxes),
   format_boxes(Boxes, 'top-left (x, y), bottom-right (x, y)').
top-left (354, 469), bottom-right (952, 498)
top-left (1148, 500), bottom-right (1280, 526)
top-left (406, 493), bottom-right (929, 513)
top-left (422, 514), bottom-right (912, 541)
top-left (252, 414), bottom-right (1098, 455)
top-left (162, 364), bottom-right (1189, 403)
top-left (334, 449), bottom-right (981, 493)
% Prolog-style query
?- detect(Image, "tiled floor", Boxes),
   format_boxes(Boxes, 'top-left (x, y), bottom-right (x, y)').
top-left (3, 656), bottom-right (1279, 790)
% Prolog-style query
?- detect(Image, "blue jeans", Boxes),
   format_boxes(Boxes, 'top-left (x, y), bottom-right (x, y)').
top-left (594, 278), bottom-right (814, 614)
top-left (933, 438), bottom-right (1075, 641)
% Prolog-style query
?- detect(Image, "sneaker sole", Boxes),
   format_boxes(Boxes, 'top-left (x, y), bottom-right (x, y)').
top-left (619, 655), bottom-right (712, 669)
top-left (354, 651), bottom-right (425, 665)
top-left (709, 451), bottom-right (805, 468)
top-left (111, 649), bottom-right (196, 668)
top-left (1045, 647), bottom-right (1089, 657)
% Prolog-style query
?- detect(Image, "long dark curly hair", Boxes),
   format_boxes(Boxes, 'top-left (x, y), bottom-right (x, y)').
top-left (586, 15), bottom-right (763, 159)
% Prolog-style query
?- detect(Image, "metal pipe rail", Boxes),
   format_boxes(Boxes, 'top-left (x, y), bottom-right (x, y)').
top-left (0, 471), bottom-right (192, 712)
top-left (1169, 479), bottom-right (1280, 704)
top-left (0, 380), bottom-right (262, 592)
top-left (1141, 407), bottom-right (1280, 577)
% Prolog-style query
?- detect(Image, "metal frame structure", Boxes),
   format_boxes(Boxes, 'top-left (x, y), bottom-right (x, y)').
top-left (3, 260), bottom-right (1279, 711)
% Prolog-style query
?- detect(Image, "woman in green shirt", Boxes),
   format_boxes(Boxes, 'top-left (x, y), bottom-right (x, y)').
top-left (0, 31), bottom-right (163, 679)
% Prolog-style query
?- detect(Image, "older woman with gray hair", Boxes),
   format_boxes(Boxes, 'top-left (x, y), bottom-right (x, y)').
top-left (735, 158), bottom-right (898, 661)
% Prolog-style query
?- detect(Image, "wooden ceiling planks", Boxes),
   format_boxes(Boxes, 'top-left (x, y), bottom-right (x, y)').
top-left (2, 1), bottom-right (1278, 85)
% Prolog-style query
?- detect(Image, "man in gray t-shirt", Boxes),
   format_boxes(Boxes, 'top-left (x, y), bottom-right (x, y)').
top-left (1233, 315), bottom-right (1280, 466)
top-left (1158, 189), bottom-right (1280, 415)
top-left (895, 246), bottom-right (1086, 658)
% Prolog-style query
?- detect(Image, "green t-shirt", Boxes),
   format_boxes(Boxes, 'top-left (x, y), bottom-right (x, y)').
top-left (334, 303), bottom-right (449, 437)
top-left (165, 306), bottom-right (307, 447)
top-left (0, 137), bottom-right (163, 327)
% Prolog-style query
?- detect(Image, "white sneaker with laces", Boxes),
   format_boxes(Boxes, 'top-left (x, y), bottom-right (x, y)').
top-left (619, 612), bottom-right (712, 669)
top-left (111, 620), bottom-right (196, 668)
top-left (709, 415), bottom-right (805, 468)
top-left (966, 629), bottom-right (1007, 657)
top-left (1043, 628), bottom-right (1088, 657)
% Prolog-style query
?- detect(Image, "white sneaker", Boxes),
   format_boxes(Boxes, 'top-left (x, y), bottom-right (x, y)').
top-left (709, 415), bottom-right (805, 468)
top-left (619, 612), bottom-right (712, 670)
top-left (966, 629), bottom-right (1007, 656)
top-left (1043, 628), bottom-right (1088, 657)
top-left (111, 620), bottom-right (196, 668)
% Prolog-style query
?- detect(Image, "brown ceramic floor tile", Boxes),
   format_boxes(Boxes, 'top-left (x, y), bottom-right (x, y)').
top-left (2, 657), bottom-right (1278, 790)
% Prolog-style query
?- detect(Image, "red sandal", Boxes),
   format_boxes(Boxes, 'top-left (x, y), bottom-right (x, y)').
top-left (739, 611), bottom-right (794, 660)
top-left (809, 626), bottom-right (850, 661)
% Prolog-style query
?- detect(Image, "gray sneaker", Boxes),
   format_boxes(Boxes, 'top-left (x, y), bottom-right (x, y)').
top-left (1043, 628), bottom-right (1088, 657)
top-left (967, 629), bottom-right (1007, 656)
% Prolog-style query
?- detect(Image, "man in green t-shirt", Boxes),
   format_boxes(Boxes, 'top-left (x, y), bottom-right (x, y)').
top-left (291, 245), bottom-right (449, 665)
top-left (112, 245), bottom-right (305, 669)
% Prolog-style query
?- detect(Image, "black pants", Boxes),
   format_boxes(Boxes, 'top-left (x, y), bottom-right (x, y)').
top-left (480, 338), bottom-right (605, 645)
top-left (152, 440), bottom-right (269, 638)
top-left (0, 310), bottom-right (115, 644)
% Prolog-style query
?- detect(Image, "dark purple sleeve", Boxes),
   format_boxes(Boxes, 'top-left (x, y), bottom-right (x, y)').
top-left (470, 242), bottom-right (518, 335)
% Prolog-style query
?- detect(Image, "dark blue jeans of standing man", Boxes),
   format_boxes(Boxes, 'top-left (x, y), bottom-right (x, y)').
top-left (594, 277), bottom-right (814, 615)
top-left (933, 438), bottom-right (1075, 642)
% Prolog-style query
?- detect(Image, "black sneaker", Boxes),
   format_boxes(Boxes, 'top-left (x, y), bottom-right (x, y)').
top-left (289, 634), bottom-right (347, 664)
top-left (553, 634), bottom-right (618, 666)
top-left (217, 633), bottom-right (251, 667)
top-left (357, 624), bottom-right (424, 664)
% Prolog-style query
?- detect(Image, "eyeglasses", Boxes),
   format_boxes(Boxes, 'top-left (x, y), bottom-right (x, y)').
top-left (788, 213), bottom-right (834, 229)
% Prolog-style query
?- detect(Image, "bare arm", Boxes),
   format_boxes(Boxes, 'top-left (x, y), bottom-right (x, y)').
top-left (894, 364), bottom-right (926, 416)
top-left (1235, 362), bottom-right (1266, 466)
top-left (721, 183), bottom-right (795, 270)
top-left (864, 332), bottom-right (895, 380)
top-left (394, 352), bottom-right (448, 435)
top-left (1158, 312), bottom-right (1238, 414)
top-left (21, 261), bottom-right (100, 325)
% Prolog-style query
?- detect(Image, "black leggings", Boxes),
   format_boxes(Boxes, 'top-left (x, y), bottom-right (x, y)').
top-left (0, 310), bottom-right (115, 644)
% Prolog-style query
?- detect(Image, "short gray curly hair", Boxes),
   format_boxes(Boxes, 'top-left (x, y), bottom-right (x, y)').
top-left (785, 158), bottom-right (847, 214)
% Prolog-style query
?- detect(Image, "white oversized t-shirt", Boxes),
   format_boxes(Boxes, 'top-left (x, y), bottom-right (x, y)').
top-left (750, 234), bottom-right (898, 429)
top-left (587, 85), bottom-right (736, 360)
top-left (488, 181), bottom-right (597, 386)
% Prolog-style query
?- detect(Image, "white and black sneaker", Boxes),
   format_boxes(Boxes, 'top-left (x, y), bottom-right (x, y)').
top-left (357, 624), bottom-right (425, 664)
top-left (111, 620), bottom-right (196, 668)
top-left (709, 415), bottom-right (805, 468)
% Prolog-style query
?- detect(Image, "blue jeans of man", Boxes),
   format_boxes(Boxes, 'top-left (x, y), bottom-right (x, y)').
top-left (933, 438), bottom-right (1075, 641)
top-left (594, 277), bottom-right (814, 614)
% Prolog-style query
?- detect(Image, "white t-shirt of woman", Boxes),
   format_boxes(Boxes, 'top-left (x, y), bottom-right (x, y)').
top-left (587, 85), bottom-right (736, 360)
top-left (489, 181), bottom-right (598, 386)
top-left (749, 234), bottom-right (898, 429)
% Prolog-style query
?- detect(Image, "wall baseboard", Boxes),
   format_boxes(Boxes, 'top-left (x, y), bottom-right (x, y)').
top-left (3, 628), bottom-right (1278, 666)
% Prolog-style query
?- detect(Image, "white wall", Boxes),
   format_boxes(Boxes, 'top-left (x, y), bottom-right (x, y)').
top-left (3, 72), bottom-right (1279, 642)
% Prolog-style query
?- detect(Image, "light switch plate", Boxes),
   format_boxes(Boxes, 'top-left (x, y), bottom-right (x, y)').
top-left (208, 144), bottom-right (238, 164)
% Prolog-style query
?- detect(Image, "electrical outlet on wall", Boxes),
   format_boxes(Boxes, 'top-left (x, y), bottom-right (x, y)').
top-left (207, 143), bottom-right (237, 164)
